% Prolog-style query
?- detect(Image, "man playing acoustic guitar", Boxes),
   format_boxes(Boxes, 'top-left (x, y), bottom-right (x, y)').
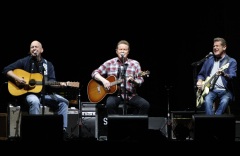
top-left (89, 40), bottom-right (150, 115)
top-left (2, 40), bottom-right (79, 140)
top-left (196, 37), bottom-right (237, 115)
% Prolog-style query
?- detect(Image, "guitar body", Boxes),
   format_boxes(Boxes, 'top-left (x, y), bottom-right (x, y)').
top-left (87, 75), bottom-right (118, 103)
top-left (8, 69), bottom-right (43, 96)
top-left (196, 84), bottom-right (210, 108)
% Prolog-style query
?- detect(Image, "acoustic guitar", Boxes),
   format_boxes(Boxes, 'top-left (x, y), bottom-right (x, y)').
top-left (87, 70), bottom-right (150, 103)
top-left (8, 69), bottom-right (80, 96)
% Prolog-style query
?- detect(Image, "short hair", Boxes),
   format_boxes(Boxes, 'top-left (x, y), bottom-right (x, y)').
top-left (213, 37), bottom-right (227, 47)
top-left (116, 40), bottom-right (130, 50)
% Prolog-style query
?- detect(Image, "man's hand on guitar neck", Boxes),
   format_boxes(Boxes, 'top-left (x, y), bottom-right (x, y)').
top-left (60, 82), bottom-right (67, 87)
top-left (127, 76), bottom-right (139, 85)
top-left (196, 79), bottom-right (204, 90)
top-left (51, 82), bottom-right (67, 88)
top-left (216, 70), bottom-right (228, 77)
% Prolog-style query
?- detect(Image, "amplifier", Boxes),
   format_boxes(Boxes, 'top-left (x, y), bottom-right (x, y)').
top-left (67, 107), bottom-right (79, 138)
top-left (81, 102), bottom-right (96, 117)
top-left (171, 111), bottom-right (194, 140)
top-left (80, 102), bottom-right (108, 141)
top-left (80, 102), bottom-right (97, 138)
top-left (8, 105), bottom-right (21, 138)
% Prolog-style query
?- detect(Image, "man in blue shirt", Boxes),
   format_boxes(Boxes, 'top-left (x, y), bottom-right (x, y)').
top-left (196, 37), bottom-right (237, 115)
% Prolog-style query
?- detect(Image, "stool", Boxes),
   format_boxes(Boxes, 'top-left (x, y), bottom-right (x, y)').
top-left (213, 99), bottom-right (231, 114)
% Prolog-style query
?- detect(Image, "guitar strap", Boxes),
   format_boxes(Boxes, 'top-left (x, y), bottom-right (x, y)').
top-left (41, 59), bottom-right (58, 103)
top-left (210, 56), bottom-right (229, 90)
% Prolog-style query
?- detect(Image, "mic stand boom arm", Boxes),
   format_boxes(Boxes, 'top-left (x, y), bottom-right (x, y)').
top-left (191, 52), bottom-right (213, 66)
top-left (191, 57), bottom-right (208, 66)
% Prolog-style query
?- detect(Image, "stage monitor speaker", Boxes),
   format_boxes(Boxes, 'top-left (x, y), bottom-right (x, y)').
top-left (107, 115), bottom-right (148, 142)
top-left (193, 114), bottom-right (236, 142)
top-left (21, 114), bottom-right (63, 142)
top-left (148, 117), bottom-right (168, 138)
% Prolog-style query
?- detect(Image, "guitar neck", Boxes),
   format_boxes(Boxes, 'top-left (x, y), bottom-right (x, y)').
top-left (110, 79), bottom-right (122, 86)
top-left (204, 73), bottom-right (217, 87)
top-left (35, 81), bottom-right (61, 85)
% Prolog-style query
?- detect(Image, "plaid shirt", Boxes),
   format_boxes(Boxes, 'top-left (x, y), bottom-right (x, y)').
top-left (91, 57), bottom-right (144, 100)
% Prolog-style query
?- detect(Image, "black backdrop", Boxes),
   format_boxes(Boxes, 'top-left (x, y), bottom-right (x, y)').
top-left (1, 1), bottom-right (240, 117)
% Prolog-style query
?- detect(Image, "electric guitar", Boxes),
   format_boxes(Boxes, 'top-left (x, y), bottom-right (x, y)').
top-left (8, 69), bottom-right (80, 96)
top-left (87, 70), bottom-right (150, 103)
top-left (196, 63), bottom-right (229, 108)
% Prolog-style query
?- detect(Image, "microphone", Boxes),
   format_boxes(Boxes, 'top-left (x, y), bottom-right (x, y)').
top-left (32, 50), bottom-right (41, 62)
top-left (32, 50), bottom-right (38, 57)
top-left (205, 52), bottom-right (213, 58)
top-left (120, 52), bottom-right (124, 57)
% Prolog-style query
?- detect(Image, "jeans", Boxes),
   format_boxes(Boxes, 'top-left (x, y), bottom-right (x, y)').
top-left (204, 89), bottom-right (233, 115)
top-left (105, 95), bottom-right (150, 115)
top-left (25, 93), bottom-right (69, 129)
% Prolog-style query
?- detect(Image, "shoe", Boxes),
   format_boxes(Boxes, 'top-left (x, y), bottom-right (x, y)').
top-left (63, 130), bottom-right (69, 141)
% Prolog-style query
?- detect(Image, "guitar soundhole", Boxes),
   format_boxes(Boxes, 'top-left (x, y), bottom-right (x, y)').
top-left (29, 79), bottom-right (36, 86)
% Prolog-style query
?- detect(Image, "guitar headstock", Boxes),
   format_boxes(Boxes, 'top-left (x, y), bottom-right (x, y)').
top-left (220, 63), bottom-right (229, 71)
top-left (138, 70), bottom-right (150, 77)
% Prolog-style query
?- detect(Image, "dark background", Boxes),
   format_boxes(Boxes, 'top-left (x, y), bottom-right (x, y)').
top-left (1, 1), bottom-right (240, 117)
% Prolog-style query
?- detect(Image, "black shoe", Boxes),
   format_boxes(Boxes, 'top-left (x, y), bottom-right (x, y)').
top-left (63, 130), bottom-right (69, 141)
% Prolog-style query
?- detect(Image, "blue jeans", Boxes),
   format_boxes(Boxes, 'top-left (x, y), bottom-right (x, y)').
top-left (25, 93), bottom-right (69, 129)
top-left (204, 89), bottom-right (233, 115)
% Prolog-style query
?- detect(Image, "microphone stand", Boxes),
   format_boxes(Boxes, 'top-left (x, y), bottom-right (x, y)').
top-left (191, 57), bottom-right (207, 66)
top-left (40, 61), bottom-right (45, 115)
top-left (121, 56), bottom-right (127, 115)
top-left (192, 64), bottom-right (198, 114)
top-left (30, 58), bottom-right (45, 115)
top-left (78, 87), bottom-right (82, 136)
top-left (165, 85), bottom-right (172, 140)
top-left (191, 55), bottom-right (211, 113)
top-left (191, 52), bottom-right (212, 67)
